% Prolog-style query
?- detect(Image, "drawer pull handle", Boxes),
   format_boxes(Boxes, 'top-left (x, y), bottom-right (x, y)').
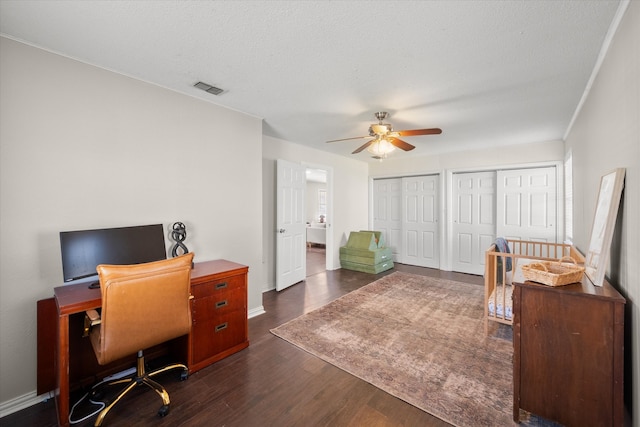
top-left (216, 300), bottom-right (228, 309)
top-left (215, 282), bottom-right (228, 289)
top-left (215, 322), bottom-right (228, 332)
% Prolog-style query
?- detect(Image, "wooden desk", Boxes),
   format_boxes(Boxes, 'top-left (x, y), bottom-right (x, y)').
top-left (512, 275), bottom-right (625, 426)
top-left (50, 259), bottom-right (249, 427)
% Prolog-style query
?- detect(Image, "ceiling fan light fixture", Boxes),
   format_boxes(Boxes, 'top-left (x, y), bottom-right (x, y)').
top-left (369, 123), bottom-right (392, 136)
top-left (326, 111), bottom-right (442, 159)
top-left (367, 138), bottom-right (396, 158)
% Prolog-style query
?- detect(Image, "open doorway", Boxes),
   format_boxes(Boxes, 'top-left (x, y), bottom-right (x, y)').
top-left (305, 167), bottom-right (327, 276)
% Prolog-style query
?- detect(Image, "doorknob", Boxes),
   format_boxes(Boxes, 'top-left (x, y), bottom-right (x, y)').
top-left (278, 228), bottom-right (286, 233)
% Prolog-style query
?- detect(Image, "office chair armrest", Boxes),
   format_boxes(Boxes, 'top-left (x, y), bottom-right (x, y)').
top-left (83, 309), bottom-right (102, 337)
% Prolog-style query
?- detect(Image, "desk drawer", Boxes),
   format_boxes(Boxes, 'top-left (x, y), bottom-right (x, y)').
top-left (191, 309), bottom-right (247, 365)
top-left (192, 287), bottom-right (245, 322)
top-left (191, 274), bottom-right (245, 300)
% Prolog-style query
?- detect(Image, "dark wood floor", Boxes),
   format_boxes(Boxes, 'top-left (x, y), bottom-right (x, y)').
top-left (306, 245), bottom-right (326, 277)
top-left (5, 265), bottom-right (483, 427)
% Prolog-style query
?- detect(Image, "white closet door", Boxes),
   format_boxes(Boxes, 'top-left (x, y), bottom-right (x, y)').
top-left (373, 178), bottom-right (402, 261)
top-left (496, 167), bottom-right (558, 251)
top-left (402, 175), bottom-right (439, 268)
top-left (452, 171), bottom-right (496, 275)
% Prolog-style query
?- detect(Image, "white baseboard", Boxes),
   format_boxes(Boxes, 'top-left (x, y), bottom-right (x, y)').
top-left (248, 305), bottom-right (265, 318)
top-left (0, 390), bottom-right (51, 419)
top-left (1, 306), bottom-right (266, 419)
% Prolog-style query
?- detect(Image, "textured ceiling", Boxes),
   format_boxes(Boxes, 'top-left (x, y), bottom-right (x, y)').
top-left (0, 1), bottom-right (622, 162)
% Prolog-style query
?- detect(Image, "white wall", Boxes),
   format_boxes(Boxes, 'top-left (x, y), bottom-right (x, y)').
top-left (0, 38), bottom-right (263, 406)
top-left (262, 135), bottom-right (369, 291)
top-left (565, 2), bottom-right (639, 424)
top-left (367, 140), bottom-right (565, 271)
top-left (306, 181), bottom-right (327, 224)
top-left (368, 139), bottom-right (564, 177)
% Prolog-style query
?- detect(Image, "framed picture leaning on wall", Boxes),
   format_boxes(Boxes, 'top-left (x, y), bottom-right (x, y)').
top-left (585, 168), bottom-right (626, 286)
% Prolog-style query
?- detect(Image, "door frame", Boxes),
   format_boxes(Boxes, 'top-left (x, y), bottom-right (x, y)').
top-left (369, 171), bottom-right (445, 269)
top-left (370, 160), bottom-right (563, 273)
top-left (303, 161), bottom-right (335, 271)
top-left (443, 160), bottom-right (563, 271)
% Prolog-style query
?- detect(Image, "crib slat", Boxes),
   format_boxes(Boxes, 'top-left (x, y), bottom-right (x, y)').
top-left (484, 239), bottom-right (581, 335)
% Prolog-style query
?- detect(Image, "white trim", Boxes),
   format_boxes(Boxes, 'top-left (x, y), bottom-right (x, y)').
top-left (0, 302), bottom-right (268, 419)
top-left (444, 161), bottom-right (563, 270)
top-left (369, 160), bottom-right (562, 272)
top-left (563, 149), bottom-right (574, 244)
top-left (0, 301), bottom-right (265, 417)
top-left (248, 305), bottom-right (266, 319)
top-left (564, 0), bottom-right (631, 140)
top-left (369, 171), bottom-right (445, 269)
top-left (302, 162), bottom-right (335, 271)
top-left (0, 390), bottom-right (51, 418)
top-left (368, 169), bottom-right (443, 229)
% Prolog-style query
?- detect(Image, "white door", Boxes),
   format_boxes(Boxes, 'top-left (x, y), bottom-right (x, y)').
top-left (372, 178), bottom-right (402, 261)
top-left (451, 171), bottom-right (496, 275)
top-left (276, 159), bottom-right (306, 291)
top-left (402, 175), bottom-right (440, 268)
top-left (496, 167), bottom-right (557, 253)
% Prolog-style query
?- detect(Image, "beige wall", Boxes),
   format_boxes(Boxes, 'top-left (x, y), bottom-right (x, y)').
top-left (262, 135), bottom-right (369, 290)
top-left (565, 2), bottom-right (639, 424)
top-left (0, 38), bottom-right (263, 406)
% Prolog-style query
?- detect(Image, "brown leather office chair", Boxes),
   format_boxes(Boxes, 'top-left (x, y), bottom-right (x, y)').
top-left (87, 253), bottom-right (194, 426)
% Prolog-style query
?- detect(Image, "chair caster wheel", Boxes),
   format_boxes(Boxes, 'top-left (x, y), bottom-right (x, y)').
top-left (180, 370), bottom-right (188, 381)
top-left (90, 389), bottom-right (104, 400)
top-left (158, 404), bottom-right (170, 417)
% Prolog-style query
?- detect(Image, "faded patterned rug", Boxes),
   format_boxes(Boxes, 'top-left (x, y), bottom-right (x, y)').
top-left (271, 271), bottom-right (520, 427)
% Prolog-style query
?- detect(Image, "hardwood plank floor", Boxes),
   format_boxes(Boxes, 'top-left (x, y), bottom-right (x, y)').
top-left (306, 246), bottom-right (326, 277)
top-left (4, 265), bottom-right (483, 427)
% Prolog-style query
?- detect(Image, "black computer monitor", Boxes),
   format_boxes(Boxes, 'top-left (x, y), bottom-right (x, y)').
top-left (60, 224), bottom-right (167, 282)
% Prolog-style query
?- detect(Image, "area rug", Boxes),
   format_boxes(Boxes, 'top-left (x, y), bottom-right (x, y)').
top-left (271, 271), bottom-right (517, 427)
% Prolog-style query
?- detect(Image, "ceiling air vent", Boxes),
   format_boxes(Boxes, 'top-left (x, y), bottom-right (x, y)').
top-left (194, 81), bottom-right (224, 95)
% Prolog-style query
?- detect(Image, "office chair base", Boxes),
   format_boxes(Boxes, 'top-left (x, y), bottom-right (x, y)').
top-left (93, 351), bottom-right (188, 427)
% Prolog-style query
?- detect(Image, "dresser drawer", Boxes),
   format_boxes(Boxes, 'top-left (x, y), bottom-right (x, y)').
top-left (191, 273), bottom-right (245, 299)
top-left (192, 287), bottom-right (245, 322)
top-left (191, 309), bottom-right (247, 365)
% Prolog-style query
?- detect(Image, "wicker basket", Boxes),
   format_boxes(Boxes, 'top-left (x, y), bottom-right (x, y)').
top-left (521, 256), bottom-right (585, 287)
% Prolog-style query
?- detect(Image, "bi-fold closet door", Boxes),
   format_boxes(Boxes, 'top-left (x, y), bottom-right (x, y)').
top-left (451, 171), bottom-right (497, 275)
top-left (373, 175), bottom-right (440, 269)
top-left (374, 166), bottom-right (557, 274)
top-left (451, 166), bottom-right (558, 275)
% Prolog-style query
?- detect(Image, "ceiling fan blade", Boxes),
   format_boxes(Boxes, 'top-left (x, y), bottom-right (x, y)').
top-left (352, 140), bottom-right (374, 154)
top-left (326, 135), bottom-right (369, 143)
top-left (388, 137), bottom-right (415, 151)
top-left (396, 128), bottom-right (442, 137)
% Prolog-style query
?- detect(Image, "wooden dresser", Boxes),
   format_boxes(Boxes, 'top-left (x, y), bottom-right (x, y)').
top-left (512, 276), bottom-right (625, 426)
top-left (188, 259), bottom-right (249, 372)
